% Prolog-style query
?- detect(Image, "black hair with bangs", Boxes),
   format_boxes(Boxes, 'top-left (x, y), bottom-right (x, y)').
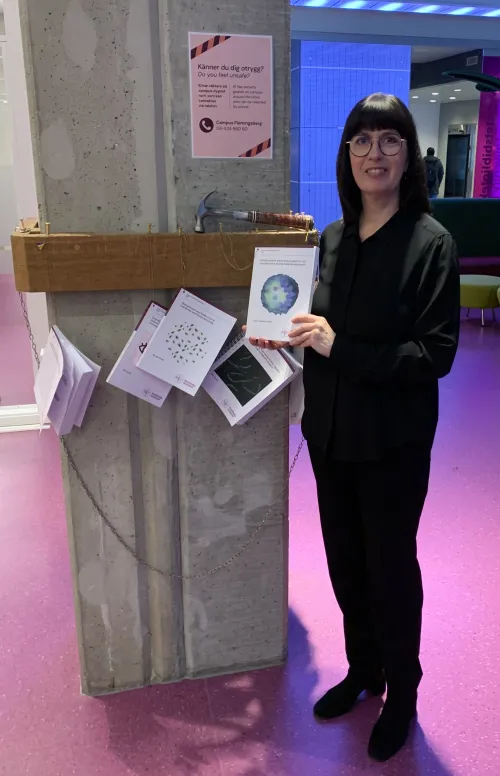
top-left (336, 93), bottom-right (431, 224)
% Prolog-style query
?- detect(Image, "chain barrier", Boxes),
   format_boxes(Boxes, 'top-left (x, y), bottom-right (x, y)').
top-left (18, 227), bottom-right (305, 580)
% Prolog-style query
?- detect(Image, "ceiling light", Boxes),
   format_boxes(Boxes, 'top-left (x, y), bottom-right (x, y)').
top-left (454, 89), bottom-right (462, 92)
top-left (412, 95), bottom-right (419, 99)
top-left (432, 92), bottom-right (439, 96)
top-left (430, 99), bottom-right (437, 103)
top-left (295, 0), bottom-right (500, 18)
top-left (449, 96), bottom-right (456, 100)
top-left (414, 5), bottom-right (440, 12)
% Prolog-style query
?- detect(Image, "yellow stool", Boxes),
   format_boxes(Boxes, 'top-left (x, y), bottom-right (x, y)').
top-left (460, 275), bottom-right (500, 326)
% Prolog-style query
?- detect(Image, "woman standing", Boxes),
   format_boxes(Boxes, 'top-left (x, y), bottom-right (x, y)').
top-left (250, 93), bottom-right (460, 761)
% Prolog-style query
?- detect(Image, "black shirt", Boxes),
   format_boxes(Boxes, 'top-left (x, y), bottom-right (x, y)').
top-left (302, 210), bottom-right (461, 460)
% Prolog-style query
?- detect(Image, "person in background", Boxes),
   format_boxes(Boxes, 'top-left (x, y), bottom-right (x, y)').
top-left (249, 93), bottom-right (460, 762)
top-left (424, 147), bottom-right (444, 198)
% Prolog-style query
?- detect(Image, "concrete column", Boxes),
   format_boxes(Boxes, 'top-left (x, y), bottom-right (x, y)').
top-left (20, 0), bottom-right (291, 694)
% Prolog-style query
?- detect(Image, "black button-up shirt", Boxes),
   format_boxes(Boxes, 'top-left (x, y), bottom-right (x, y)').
top-left (302, 210), bottom-right (461, 460)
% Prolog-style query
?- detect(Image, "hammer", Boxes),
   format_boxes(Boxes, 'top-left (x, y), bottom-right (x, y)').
top-left (195, 191), bottom-right (315, 233)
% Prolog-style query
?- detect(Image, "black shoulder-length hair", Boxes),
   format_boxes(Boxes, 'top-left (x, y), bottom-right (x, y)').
top-left (336, 93), bottom-right (431, 224)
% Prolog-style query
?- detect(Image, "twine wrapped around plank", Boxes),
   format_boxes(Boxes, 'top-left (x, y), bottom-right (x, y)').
top-left (12, 229), bottom-right (318, 294)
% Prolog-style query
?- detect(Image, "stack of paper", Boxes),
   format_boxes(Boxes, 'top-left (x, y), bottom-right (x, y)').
top-left (203, 334), bottom-right (303, 427)
top-left (137, 289), bottom-right (237, 396)
top-left (34, 327), bottom-right (101, 436)
top-left (245, 246), bottom-right (319, 343)
top-left (107, 302), bottom-right (172, 407)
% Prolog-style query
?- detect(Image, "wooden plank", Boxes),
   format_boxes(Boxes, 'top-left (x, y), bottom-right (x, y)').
top-left (12, 231), bottom-right (318, 293)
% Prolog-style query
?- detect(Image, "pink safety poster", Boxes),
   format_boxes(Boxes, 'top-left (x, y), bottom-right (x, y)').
top-left (189, 32), bottom-right (273, 160)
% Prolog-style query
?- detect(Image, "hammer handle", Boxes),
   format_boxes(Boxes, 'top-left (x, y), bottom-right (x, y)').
top-left (253, 212), bottom-right (314, 231)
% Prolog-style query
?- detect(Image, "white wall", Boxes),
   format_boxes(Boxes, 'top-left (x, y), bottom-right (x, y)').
top-left (0, 164), bottom-right (17, 266)
top-left (438, 99), bottom-right (480, 189)
top-left (3, 2), bottom-right (48, 377)
top-left (410, 102), bottom-right (441, 159)
top-left (0, 52), bottom-right (16, 268)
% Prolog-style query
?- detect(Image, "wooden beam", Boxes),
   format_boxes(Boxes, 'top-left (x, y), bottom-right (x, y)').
top-left (12, 230), bottom-right (318, 293)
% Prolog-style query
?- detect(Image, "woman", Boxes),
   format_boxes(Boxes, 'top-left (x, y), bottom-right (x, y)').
top-left (250, 93), bottom-right (460, 761)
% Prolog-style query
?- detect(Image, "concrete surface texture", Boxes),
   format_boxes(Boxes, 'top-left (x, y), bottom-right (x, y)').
top-left (161, 0), bottom-right (290, 230)
top-left (20, 0), bottom-right (291, 694)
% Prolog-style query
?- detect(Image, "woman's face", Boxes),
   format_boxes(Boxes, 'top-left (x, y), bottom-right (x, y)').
top-left (348, 128), bottom-right (408, 198)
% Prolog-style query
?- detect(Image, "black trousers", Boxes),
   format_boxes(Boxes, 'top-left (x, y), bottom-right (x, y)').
top-left (309, 443), bottom-right (431, 705)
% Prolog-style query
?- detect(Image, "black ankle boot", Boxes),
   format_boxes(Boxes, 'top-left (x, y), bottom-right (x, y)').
top-left (313, 670), bottom-right (386, 720)
top-left (368, 699), bottom-right (417, 761)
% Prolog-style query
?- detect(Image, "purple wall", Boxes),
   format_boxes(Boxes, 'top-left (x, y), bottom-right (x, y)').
top-left (473, 57), bottom-right (500, 199)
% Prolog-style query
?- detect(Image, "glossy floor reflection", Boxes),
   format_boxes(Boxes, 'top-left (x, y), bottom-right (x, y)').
top-left (0, 275), bottom-right (35, 406)
top-left (0, 318), bottom-right (499, 775)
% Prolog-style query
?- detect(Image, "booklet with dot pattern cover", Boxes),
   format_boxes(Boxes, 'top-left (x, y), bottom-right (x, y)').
top-left (137, 289), bottom-right (237, 397)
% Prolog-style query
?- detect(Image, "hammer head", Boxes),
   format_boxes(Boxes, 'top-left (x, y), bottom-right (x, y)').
top-left (195, 190), bottom-right (217, 233)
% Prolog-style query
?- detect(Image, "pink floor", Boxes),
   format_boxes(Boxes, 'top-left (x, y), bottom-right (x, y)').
top-left (0, 274), bottom-right (35, 406)
top-left (1, 319), bottom-right (499, 776)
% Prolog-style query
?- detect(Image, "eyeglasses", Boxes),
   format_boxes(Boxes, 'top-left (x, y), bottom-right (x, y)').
top-left (347, 133), bottom-right (406, 158)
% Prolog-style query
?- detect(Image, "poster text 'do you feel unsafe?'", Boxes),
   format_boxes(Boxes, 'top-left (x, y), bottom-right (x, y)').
top-left (189, 32), bottom-right (273, 160)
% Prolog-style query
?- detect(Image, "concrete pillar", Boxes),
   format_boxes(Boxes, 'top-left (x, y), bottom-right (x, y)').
top-left (20, 0), bottom-right (291, 695)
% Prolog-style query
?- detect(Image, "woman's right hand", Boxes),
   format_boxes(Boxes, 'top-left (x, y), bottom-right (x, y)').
top-left (242, 326), bottom-right (287, 351)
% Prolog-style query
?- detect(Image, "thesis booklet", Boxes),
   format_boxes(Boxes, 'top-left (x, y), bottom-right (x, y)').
top-left (34, 327), bottom-right (101, 436)
top-left (202, 333), bottom-right (303, 427)
top-left (107, 301), bottom-right (172, 407)
top-left (245, 246), bottom-right (319, 343)
top-left (137, 289), bottom-right (237, 397)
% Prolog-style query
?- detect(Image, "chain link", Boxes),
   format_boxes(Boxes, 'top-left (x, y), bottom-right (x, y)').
top-left (19, 289), bottom-right (304, 581)
top-left (19, 292), bottom-right (41, 369)
top-left (64, 437), bottom-right (303, 580)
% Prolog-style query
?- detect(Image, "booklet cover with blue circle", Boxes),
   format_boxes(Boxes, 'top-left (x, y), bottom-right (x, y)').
top-left (245, 246), bottom-right (319, 343)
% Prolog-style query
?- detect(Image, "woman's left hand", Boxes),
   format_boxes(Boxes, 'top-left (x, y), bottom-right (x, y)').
top-left (288, 315), bottom-right (336, 358)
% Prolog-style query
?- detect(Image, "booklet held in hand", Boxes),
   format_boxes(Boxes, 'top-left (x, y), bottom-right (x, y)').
top-left (245, 246), bottom-right (319, 343)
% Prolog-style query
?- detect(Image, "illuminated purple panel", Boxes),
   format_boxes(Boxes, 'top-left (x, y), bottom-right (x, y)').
top-left (473, 57), bottom-right (500, 199)
top-left (291, 41), bottom-right (410, 230)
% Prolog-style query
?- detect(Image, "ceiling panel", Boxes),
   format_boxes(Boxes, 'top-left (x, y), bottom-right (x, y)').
top-left (410, 79), bottom-right (481, 102)
top-left (411, 46), bottom-right (475, 62)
